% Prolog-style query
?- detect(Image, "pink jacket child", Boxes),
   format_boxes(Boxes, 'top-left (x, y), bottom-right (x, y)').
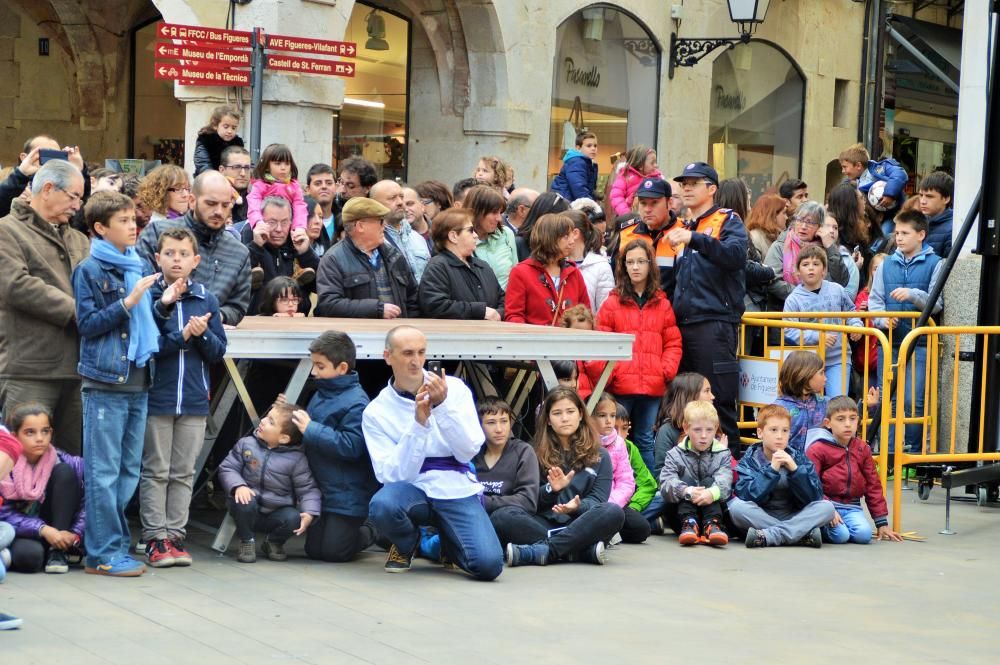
top-left (600, 431), bottom-right (636, 508)
top-left (246, 176), bottom-right (308, 231)
top-left (609, 164), bottom-right (664, 217)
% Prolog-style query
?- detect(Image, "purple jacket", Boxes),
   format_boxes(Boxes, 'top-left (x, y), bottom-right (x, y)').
top-left (0, 450), bottom-right (85, 539)
top-left (218, 435), bottom-right (322, 516)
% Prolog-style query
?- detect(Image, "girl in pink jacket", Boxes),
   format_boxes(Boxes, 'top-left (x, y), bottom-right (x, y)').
top-left (594, 394), bottom-right (650, 543)
top-left (609, 145), bottom-right (662, 217)
top-left (247, 143), bottom-right (308, 231)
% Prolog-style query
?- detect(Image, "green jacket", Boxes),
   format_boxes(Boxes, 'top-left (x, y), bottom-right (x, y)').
top-left (625, 438), bottom-right (657, 511)
top-left (474, 225), bottom-right (519, 290)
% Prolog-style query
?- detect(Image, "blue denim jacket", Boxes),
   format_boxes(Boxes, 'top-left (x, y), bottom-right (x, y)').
top-left (72, 256), bottom-right (141, 385)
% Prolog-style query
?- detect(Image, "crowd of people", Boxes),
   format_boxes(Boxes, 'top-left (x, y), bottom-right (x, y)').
top-left (0, 106), bottom-right (948, 624)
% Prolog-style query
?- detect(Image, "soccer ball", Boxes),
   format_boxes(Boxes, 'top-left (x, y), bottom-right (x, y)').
top-left (867, 180), bottom-right (888, 211)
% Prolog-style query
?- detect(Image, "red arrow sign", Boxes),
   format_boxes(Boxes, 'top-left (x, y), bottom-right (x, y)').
top-left (156, 22), bottom-right (252, 49)
top-left (265, 54), bottom-right (355, 77)
top-left (265, 34), bottom-right (357, 58)
top-left (155, 63), bottom-right (250, 87)
top-left (155, 42), bottom-right (251, 67)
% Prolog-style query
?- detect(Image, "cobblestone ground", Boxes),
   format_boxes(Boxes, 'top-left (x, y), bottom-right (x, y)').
top-left (2, 482), bottom-right (998, 665)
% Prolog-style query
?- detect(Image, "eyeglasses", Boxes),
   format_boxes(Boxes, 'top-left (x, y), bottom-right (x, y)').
top-left (795, 216), bottom-right (821, 227)
top-left (625, 259), bottom-right (650, 267)
top-left (678, 180), bottom-right (714, 189)
top-left (223, 164), bottom-right (253, 172)
top-left (421, 199), bottom-right (434, 206)
top-left (276, 296), bottom-right (301, 304)
top-left (168, 186), bottom-right (191, 193)
top-left (262, 218), bottom-right (292, 229)
top-left (55, 186), bottom-right (83, 203)
top-left (460, 225), bottom-right (476, 235)
top-left (356, 217), bottom-right (385, 226)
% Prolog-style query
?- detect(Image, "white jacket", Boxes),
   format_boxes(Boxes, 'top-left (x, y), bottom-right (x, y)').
top-left (578, 251), bottom-right (614, 312)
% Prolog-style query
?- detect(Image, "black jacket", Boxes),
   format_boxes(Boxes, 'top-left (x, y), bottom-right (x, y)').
top-left (315, 237), bottom-right (419, 318)
top-left (744, 241), bottom-right (775, 311)
top-left (194, 133), bottom-right (244, 175)
top-left (241, 225), bottom-right (319, 315)
top-left (418, 249), bottom-right (504, 320)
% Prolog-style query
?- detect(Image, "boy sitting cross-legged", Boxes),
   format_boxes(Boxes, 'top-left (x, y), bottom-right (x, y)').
top-left (658, 401), bottom-right (732, 547)
top-left (805, 396), bottom-right (902, 544)
top-left (730, 404), bottom-right (835, 548)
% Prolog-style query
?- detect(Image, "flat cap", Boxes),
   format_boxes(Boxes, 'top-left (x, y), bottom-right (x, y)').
top-left (341, 197), bottom-right (390, 223)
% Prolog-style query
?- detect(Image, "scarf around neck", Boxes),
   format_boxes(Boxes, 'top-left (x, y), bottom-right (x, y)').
top-left (0, 445), bottom-right (57, 502)
top-left (89, 238), bottom-right (159, 367)
top-left (782, 232), bottom-right (817, 286)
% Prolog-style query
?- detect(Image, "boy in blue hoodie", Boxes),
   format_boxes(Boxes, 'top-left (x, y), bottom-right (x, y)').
top-left (551, 131), bottom-right (599, 201)
top-left (289, 330), bottom-right (379, 563)
top-left (73, 191), bottom-right (160, 577)
top-left (782, 245), bottom-right (864, 397)
top-left (917, 171), bottom-right (953, 259)
top-left (730, 404), bottom-right (834, 548)
top-left (141, 227), bottom-right (227, 568)
top-left (839, 143), bottom-right (908, 239)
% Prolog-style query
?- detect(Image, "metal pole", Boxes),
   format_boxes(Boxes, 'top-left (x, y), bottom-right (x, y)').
top-left (886, 25), bottom-right (961, 94)
top-left (249, 27), bottom-right (265, 163)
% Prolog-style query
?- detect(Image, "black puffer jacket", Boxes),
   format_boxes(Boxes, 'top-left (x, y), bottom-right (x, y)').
top-left (315, 237), bottom-right (419, 318)
top-left (418, 249), bottom-right (505, 320)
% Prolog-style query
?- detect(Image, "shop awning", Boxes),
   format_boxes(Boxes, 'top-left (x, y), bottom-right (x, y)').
top-left (887, 14), bottom-right (961, 93)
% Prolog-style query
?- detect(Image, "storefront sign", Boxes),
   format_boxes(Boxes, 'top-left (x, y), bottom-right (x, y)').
top-left (715, 85), bottom-right (746, 111)
top-left (266, 54), bottom-right (355, 77)
top-left (266, 34), bottom-right (357, 57)
top-left (564, 58), bottom-right (600, 88)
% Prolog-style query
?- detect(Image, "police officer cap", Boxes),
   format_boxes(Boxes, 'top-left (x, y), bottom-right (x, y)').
top-left (673, 161), bottom-right (719, 187)
top-left (634, 177), bottom-right (672, 199)
top-left (341, 197), bottom-right (390, 223)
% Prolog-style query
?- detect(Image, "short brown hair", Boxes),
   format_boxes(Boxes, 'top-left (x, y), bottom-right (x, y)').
top-left (757, 403), bottom-right (791, 429)
top-left (576, 131), bottom-right (597, 146)
top-left (85, 191), bottom-right (135, 234)
top-left (778, 350), bottom-right (825, 398)
top-left (796, 244), bottom-right (827, 269)
top-left (464, 185), bottom-right (505, 231)
top-left (269, 402), bottom-right (304, 445)
top-left (825, 395), bottom-right (859, 419)
top-left (560, 304), bottom-right (594, 329)
top-left (156, 227), bottom-right (198, 253)
top-left (838, 143), bottom-right (870, 164)
top-left (430, 207), bottom-right (474, 253)
top-left (894, 209), bottom-right (929, 235)
top-left (529, 213), bottom-right (574, 265)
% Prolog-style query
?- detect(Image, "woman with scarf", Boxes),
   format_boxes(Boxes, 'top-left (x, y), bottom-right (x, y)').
top-left (0, 403), bottom-right (85, 574)
top-left (764, 201), bottom-right (849, 312)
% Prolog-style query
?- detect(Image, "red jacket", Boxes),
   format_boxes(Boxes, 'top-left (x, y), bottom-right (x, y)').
top-left (588, 290), bottom-right (683, 397)
top-left (504, 258), bottom-right (590, 326)
top-left (806, 433), bottom-right (889, 526)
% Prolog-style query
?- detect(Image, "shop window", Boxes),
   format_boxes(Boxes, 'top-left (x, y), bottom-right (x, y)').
top-left (131, 18), bottom-right (186, 164)
top-left (334, 2), bottom-right (409, 180)
top-left (548, 5), bottom-right (660, 197)
top-left (708, 41), bottom-right (805, 200)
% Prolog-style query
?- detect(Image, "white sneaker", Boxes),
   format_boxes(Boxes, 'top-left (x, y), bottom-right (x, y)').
top-left (608, 532), bottom-right (623, 547)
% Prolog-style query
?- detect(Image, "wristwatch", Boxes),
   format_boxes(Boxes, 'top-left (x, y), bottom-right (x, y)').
top-left (683, 487), bottom-right (693, 501)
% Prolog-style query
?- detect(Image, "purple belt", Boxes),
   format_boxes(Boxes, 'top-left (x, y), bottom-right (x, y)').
top-left (419, 456), bottom-right (472, 474)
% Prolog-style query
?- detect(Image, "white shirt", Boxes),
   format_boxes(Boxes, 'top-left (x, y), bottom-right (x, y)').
top-left (363, 374), bottom-right (484, 499)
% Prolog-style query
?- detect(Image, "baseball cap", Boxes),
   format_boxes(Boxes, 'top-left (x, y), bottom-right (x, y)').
top-left (634, 177), bottom-right (672, 199)
top-left (673, 161), bottom-right (720, 187)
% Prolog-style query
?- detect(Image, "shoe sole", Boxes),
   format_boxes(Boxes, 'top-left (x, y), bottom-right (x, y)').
top-left (261, 543), bottom-right (287, 562)
top-left (146, 557), bottom-right (176, 568)
top-left (237, 558), bottom-right (257, 563)
top-left (708, 535), bottom-right (729, 547)
top-left (84, 565), bottom-right (146, 577)
top-left (0, 618), bottom-right (23, 630)
top-left (44, 565), bottom-right (70, 574)
top-left (384, 565), bottom-right (411, 573)
top-left (172, 557), bottom-right (192, 567)
top-left (678, 533), bottom-right (699, 546)
top-left (592, 543), bottom-right (607, 565)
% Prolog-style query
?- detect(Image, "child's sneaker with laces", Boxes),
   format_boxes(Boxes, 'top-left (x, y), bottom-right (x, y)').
top-left (85, 555), bottom-right (146, 577)
top-left (261, 539), bottom-right (287, 561)
top-left (145, 539), bottom-right (176, 568)
top-left (703, 519), bottom-right (729, 547)
top-left (505, 542), bottom-right (549, 567)
top-left (237, 539), bottom-right (257, 563)
top-left (678, 518), bottom-right (700, 546)
top-left (744, 526), bottom-right (767, 549)
top-left (45, 550), bottom-right (69, 574)
top-left (169, 539), bottom-right (193, 566)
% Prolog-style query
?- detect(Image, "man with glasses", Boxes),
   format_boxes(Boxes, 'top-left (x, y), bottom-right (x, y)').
top-left (316, 197), bottom-right (420, 319)
top-left (334, 157), bottom-right (378, 218)
top-left (0, 159), bottom-right (90, 454)
top-left (137, 170), bottom-right (251, 327)
top-left (220, 146), bottom-right (253, 226)
top-left (667, 162), bottom-right (748, 457)
top-left (243, 197), bottom-right (318, 315)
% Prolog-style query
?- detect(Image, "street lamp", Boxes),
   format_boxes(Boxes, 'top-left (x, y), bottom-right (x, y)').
top-left (669, 0), bottom-right (770, 78)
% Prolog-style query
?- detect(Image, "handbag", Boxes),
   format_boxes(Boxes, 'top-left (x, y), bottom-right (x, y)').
top-left (562, 97), bottom-right (585, 152)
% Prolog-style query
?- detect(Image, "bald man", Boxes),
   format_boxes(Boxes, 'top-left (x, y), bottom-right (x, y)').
top-left (363, 325), bottom-right (503, 580)
top-left (503, 187), bottom-right (538, 233)
top-left (137, 170), bottom-right (251, 325)
top-left (371, 180), bottom-right (430, 282)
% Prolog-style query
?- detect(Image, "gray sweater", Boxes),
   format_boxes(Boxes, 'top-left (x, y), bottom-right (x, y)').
top-left (472, 437), bottom-right (540, 514)
top-left (782, 280), bottom-right (862, 365)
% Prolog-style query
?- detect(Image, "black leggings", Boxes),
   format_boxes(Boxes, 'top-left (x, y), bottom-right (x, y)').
top-left (10, 462), bottom-right (81, 573)
top-left (620, 506), bottom-right (651, 544)
top-left (489, 503), bottom-right (624, 560)
top-left (304, 512), bottom-right (371, 563)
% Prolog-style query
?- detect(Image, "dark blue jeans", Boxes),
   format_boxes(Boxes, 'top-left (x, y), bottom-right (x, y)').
top-left (82, 389), bottom-right (147, 566)
top-left (615, 395), bottom-right (659, 472)
top-left (226, 497), bottom-right (301, 545)
top-left (368, 483), bottom-right (503, 581)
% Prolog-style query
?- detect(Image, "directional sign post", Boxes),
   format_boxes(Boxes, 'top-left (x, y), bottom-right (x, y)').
top-left (156, 22), bottom-right (252, 48)
top-left (155, 42), bottom-right (251, 67)
top-left (265, 34), bottom-right (357, 58)
top-left (265, 54), bottom-right (355, 77)
top-left (154, 63), bottom-right (250, 87)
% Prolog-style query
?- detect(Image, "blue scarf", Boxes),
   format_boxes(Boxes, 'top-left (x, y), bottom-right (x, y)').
top-left (89, 239), bottom-right (159, 368)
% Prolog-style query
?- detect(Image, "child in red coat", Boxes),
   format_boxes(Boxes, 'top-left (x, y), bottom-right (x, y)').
top-left (805, 396), bottom-right (902, 544)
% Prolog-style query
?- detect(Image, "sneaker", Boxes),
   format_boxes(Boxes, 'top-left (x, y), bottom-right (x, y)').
top-left (261, 539), bottom-right (287, 562)
top-left (505, 542), bottom-right (550, 567)
top-left (85, 556), bottom-right (146, 577)
top-left (44, 550), bottom-right (70, 574)
top-left (678, 518), bottom-right (700, 546)
top-left (0, 612), bottom-right (22, 630)
top-left (649, 516), bottom-right (665, 536)
top-left (237, 539), bottom-right (257, 563)
top-left (608, 532), bottom-right (623, 547)
top-left (384, 544), bottom-right (414, 573)
top-left (169, 540), bottom-right (193, 567)
top-left (1, 548), bottom-right (11, 569)
top-left (703, 519), bottom-right (729, 547)
top-left (744, 526), bottom-right (767, 549)
top-left (294, 266), bottom-right (316, 287)
top-left (250, 266), bottom-right (265, 290)
top-left (799, 527), bottom-right (823, 549)
top-left (577, 541), bottom-right (607, 565)
top-left (145, 539), bottom-right (176, 568)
